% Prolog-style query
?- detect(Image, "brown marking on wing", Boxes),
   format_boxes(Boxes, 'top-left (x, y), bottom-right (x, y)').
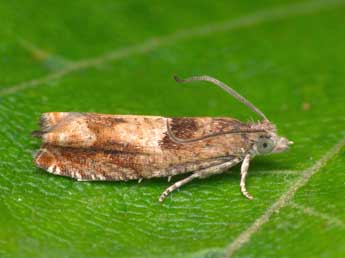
top-left (36, 114), bottom-right (260, 153)
top-left (34, 144), bottom-right (147, 180)
top-left (241, 132), bottom-right (250, 143)
top-left (85, 114), bottom-right (127, 129)
top-left (34, 148), bottom-right (57, 169)
top-left (42, 112), bottom-right (82, 131)
top-left (160, 132), bottom-right (183, 150)
top-left (213, 118), bottom-right (243, 132)
top-left (32, 112), bottom-right (81, 137)
top-left (167, 117), bottom-right (252, 141)
top-left (161, 117), bottom-right (255, 150)
top-left (38, 113), bottom-right (166, 153)
top-left (34, 114), bottom-right (273, 176)
top-left (169, 118), bottom-right (198, 139)
top-left (34, 144), bottom-right (234, 181)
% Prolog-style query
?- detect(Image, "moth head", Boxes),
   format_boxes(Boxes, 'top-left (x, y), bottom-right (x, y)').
top-left (255, 133), bottom-right (293, 155)
top-left (172, 75), bottom-right (293, 154)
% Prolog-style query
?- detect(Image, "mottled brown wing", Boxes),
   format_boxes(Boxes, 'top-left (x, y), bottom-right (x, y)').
top-left (34, 144), bottom-right (234, 181)
top-left (33, 112), bottom-right (264, 180)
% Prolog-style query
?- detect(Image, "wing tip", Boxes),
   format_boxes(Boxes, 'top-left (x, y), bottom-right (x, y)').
top-left (31, 114), bottom-right (52, 138)
top-left (31, 130), bottom-right (44, 138)
top-left (32, 112), bottom-right (71, 138)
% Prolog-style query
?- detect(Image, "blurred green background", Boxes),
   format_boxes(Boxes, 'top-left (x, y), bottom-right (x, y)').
top-left (0, 0), bottom-right (345, 257)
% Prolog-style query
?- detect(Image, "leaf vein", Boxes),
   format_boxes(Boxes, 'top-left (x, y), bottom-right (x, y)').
top-left (223, 137), bottom-right (345, 258)
top-left (289, 201), bottom-right (345, 228)
top-left (1, 0), bottom-right (344, 96)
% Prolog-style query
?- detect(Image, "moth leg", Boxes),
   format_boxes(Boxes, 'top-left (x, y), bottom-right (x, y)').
top-left (159, 159), bottom-right (240, 202)
top-left (159, 173), bottom-right (198, 202)
top-left (240, 154), bottom-right (253, 200)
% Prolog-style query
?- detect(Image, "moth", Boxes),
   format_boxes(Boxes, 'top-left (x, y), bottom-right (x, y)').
top-left (33, 75), bottom-right (293, 202)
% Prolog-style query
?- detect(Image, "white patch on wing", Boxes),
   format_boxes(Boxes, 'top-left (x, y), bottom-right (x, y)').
top-left (55, 166), bottom-right (61, 175)
top-left (67, 118), bottom-right (97, 146)
top-left (43, 116), bottom-right (97, 147)
top-left (47, 165), bottom-right (54, 173)
top-left (58, 133), bottom-right (66, 143)
top-left (114, 116), bottom-right (166, 151)
top-left (97, 175), bottom-right (106, 180)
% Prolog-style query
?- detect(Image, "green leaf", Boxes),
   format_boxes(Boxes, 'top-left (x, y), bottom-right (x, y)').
top-left (1, 1), bottom-right (345, 258)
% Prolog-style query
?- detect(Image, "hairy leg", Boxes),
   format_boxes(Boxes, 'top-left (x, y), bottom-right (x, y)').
top-left (240, 154), bottom-right (253, 200)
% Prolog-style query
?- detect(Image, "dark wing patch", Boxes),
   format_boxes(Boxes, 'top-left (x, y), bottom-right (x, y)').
top-left (168, 117), bottom-right (251, 141)
top-left (169, 118), bottom-right (198, 139)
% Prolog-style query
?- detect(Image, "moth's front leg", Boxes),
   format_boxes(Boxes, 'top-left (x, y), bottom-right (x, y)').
top-left (240, 154), bottom-right (253, 200)
top-left (159, 158), bottom-right (241, 202)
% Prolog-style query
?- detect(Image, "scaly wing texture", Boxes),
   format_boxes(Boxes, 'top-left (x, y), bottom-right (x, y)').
top-left (34, 144), bottom-right (232, 180)
top-left (34, 112), bottom-right (262, 180)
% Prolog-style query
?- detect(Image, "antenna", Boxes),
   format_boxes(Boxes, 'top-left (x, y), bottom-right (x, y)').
top-left (173, 75), bottom-right (268, 121)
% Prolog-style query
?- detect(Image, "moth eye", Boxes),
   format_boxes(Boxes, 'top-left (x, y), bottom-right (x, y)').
top-left (257, 137), bottom-right (274, 154)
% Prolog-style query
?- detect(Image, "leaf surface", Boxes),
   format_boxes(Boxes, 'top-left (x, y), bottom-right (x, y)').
top-left (1, 1), bottom-right (345, 257)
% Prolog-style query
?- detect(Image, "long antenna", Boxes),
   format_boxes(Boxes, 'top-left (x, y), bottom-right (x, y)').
top-left (173, 75), bottom-right (268, 121)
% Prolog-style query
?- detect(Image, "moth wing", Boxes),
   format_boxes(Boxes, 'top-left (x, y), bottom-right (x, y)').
top-left (167, 117), bottom-right (255, 141)
top-left (34, 113), bottom-right (261, 173)
top-left (34, 113), bottom-right (257, 153)
top-left (35, 113), bottom-right (170, 153)
top-left (160, 117), bottom-right (259, 162)
top-left (34, 144), bottom-right (234, 181)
